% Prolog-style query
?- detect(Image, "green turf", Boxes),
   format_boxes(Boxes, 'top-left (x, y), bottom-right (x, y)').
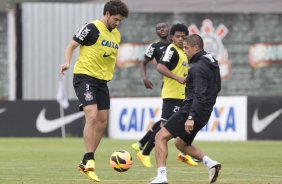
top-left (0, 138), bottom-right (282, 184)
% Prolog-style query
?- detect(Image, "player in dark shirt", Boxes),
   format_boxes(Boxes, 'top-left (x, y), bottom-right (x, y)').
top-left (140, 22), bottom-right (171, 89)
top-left (150, 34), bottom-right (221, 184)
top-left (132, 23), bottom-right (198, 168)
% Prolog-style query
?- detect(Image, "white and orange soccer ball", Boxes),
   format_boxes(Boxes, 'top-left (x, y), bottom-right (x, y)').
top-left (110, 150), bottom-right (133, 172)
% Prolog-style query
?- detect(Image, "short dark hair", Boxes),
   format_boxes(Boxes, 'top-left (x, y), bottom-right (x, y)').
top-left (185, 34), bottom-right (204, 49)
top-left (103, 0), bottom-right (129, 18)
top-left (155, 22), bottom-right (169, 30)
top-left (170, 23), bottom-right (188, 36)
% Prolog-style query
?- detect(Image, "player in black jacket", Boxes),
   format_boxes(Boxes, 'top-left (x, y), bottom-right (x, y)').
top-left (150, 34), bottom-right (221, 184)
top-left (132, 23), bottom-right (197, 168)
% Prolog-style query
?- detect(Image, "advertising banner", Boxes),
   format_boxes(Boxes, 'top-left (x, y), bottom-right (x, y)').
top-left (248, 96), bottom-right (282, 140)
top-left (196, 96), bottom-right (247, 141)
top-left (108, 97), bottom-right (162, 139)
top-left (108, 97), bottom-right (247, 141)
top-left (0, 100), bottom-right (84, 137)
top-left (249, 42), bottom-right (282, 69)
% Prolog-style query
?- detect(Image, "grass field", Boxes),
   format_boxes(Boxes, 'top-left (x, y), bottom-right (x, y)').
top-left (0, 138), bottom-right (282, 184)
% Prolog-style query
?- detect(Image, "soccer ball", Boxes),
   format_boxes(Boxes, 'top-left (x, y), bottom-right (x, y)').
top-left (110, 150), bottom-right (133, 172)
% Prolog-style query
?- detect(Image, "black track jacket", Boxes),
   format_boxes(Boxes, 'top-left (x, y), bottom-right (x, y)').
top-left (182, 50), bottom-right (221, 124)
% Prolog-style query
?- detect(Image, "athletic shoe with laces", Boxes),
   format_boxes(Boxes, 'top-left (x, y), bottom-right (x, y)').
top-left (149, 176), bottom-right (168, 184)
top-left (131, 143), bottom-right (142, 153)
top-left (137, 151), bottom-right (152, 168)
top-left (176, 153), bottom-right (198, 166)
top-left (85, 159), bottom-right (95, 171)
top-left (77, 160), bottom-right (101, 182)
top-left (208, 163), bottom-right (221, 183)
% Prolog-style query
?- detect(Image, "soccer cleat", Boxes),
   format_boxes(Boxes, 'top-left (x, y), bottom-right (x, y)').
top-left (137, 151), bottom-right (152, 168)
top-left (176, 153), bottom-right (198, 166)
top-left (131, 143), bottom-right (142, 153)
top-left (208, 163), bottom-right (221, 183)
top-left (149, 176), bottom-right (168, 184)
top-left (77, 160), bottom-right (101, 182)
top-left (85, 171), bottom-right (101, 182)
top-left (85, 160), bottom-right (95, 171)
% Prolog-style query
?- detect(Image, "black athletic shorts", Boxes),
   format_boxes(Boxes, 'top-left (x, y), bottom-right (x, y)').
top-left (164, 110), bottom-right (206, 145)
top-left (73, 74), bottom-right (110, 110)
top-left (161, 98), bottom-right (183, 122)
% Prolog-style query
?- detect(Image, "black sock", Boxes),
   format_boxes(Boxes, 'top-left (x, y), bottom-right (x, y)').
top-left (139, 130), bottom-right (152, 148)
top-left (139, 120), bottom-right (161, 147)
top-left (151, 120), bottom-right (161, 131)
top-left (142, 127), bottom-right (161, 155)
top-left (82, 152), bottom-right (94, 165)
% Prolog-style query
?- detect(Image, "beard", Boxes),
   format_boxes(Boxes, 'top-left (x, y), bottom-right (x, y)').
top-left (106, 19), bottom-right (114, 31)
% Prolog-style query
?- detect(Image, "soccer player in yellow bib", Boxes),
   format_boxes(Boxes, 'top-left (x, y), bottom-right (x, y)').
top-left (133, 23), bottom-right (198, 168)
top-left (60, 0), bottom-right (129, 182)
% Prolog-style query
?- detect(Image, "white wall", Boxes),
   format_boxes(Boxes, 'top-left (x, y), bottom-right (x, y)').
top-left (21, 2), bottom-right (104, 99)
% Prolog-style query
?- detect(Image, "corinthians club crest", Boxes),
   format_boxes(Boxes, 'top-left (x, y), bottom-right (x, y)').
top-left (188, 19), bottom-right (231, 80)
top-left (84, 91), bottom-right (93, 101)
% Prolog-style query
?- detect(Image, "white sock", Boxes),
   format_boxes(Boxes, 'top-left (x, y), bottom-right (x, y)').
top-left (203, 155), bottom-right (218, 169)
top-left (157, 167), bottom-right (167, 178)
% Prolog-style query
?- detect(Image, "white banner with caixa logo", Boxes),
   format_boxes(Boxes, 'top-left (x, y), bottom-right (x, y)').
top-left (108, 96), bottom-right (247, 141)
top-left (108, 98), bottom-right (162, 139)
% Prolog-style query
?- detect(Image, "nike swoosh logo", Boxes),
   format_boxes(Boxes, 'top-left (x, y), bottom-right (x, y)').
top-left (0, 108), bottom-right (7, 114)
top-left (160, 46), bottom-right (165, 49)
top-left (103, 53), bottom-right (112, 58)
top-left (36, 108), bottom-right (84, 133)
top-left (252, 108), bottom-right (282, 133)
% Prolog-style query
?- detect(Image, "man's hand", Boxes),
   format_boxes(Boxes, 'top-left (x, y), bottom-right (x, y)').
top-left (185, 119), bottom-right (194, 134)
top-left (143, 79), bottom-right (154, 89)
top-left (60, 63), bottom-right (70, 75)
top-left (176, 76), bottom-right (187, 84)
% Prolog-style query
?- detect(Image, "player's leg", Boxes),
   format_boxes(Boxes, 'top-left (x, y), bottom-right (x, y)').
top-left (160, 100), bottom-right (198, 166)
top-left (73, 75), bottom-right (96, 167)
top-left (136, 99), bottom-right (170, 167)
top-left (155, 127), bottom-right (172, 168)
top-left (76, 103), bottom-right (101, 181)
top-left (160, 99), bottom-right (198, 166)
top-left (73, 75), bottom-right (107, 182)
top-left (137, 118), bottom-right (166, 167)
top-left (82, 104), bottom-right (98, 163)
top-left (78, 109), bottom-right (108, 182)
top-left (132, 120), bottom-right (161, 153)
top-left (149, 126), bottom-right (171, 184)
top-left (141, 124), bottom-right (161, 155)
top-left (136, 123), bottom-right (161, 167)
top-left (136, 100), bottom-right (170, 167)
top-left (93, 109), bottom-right (108, 152)
top-left (82, 80), bottom-right (110, 181)
top-left (138, 99), bottom-right (178, 167)
top-left (175, 138), bottom-right (203, 159)
top-left (79, 104), bottom-right (101, 181)
top-left (150, 111), bottom-right (186, 184)
top-left (175, 120), bottom-right (221, 183)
